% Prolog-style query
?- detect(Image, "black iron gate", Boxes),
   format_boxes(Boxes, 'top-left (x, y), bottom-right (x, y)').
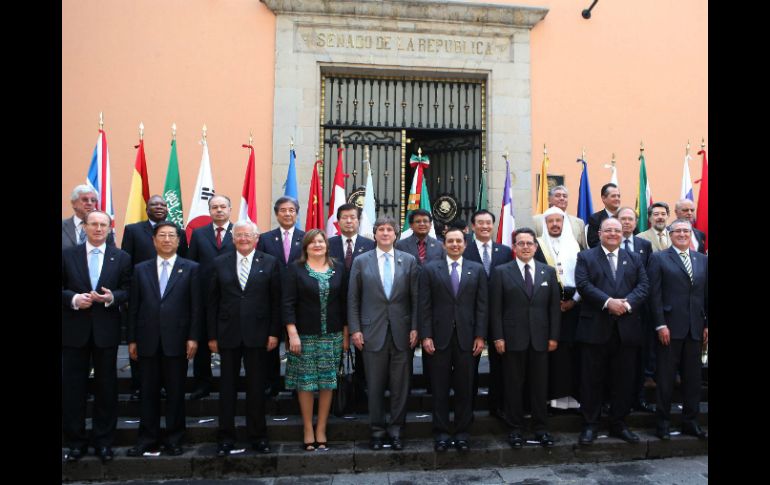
top-left (320, 73), bottom-right (486, 227)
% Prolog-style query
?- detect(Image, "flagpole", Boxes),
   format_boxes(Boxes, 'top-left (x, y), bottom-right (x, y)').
top-left (172, 123), bottom-right (176, 141)
top-left (99, 111), bottom-right (104, 131)
top-left (139, 122), bottom-right (144, 141)
top-left (202, 124), bottom-right (207, 142)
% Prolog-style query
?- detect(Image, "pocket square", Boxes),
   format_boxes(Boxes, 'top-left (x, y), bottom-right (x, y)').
top-left (540, 281), bottom-right (548, 286)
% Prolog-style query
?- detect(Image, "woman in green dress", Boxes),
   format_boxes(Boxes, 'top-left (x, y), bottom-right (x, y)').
top-left (283, 229), bottom-right (349, 450)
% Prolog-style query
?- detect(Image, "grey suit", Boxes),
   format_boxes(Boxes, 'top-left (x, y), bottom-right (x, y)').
top-left (348, 249), bottom-right (419, 439)
top-left (395, 234), bottom-right (446, 266)
top-left (62, 216), bottom-right (115, 249)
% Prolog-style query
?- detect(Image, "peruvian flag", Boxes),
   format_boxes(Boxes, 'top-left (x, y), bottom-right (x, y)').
top-left (496, 159), bottom-right (516, 247)
top-left (185, 136), bottom-right (215, 241)
top-left (325, 146), bottom-right (347, 237)
top-left (305, 159), bottom-right (324, 231)
top-left (238, 143), bottom-right (257, 224)
top-left (694, 147), bottom-right (708, 250)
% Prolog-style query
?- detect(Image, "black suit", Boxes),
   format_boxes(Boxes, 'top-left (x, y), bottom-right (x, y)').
top-left (62, 244), bottom-right (131, 450)
top-left (62, 216), bottom-right (116, 250)
top-left (463, 240), bottom-right (513, 416)
top-left (587, 210), bottom-right (639, 248)
top-left (187, 222), bottom-right (235, 390)
top-left (575, 245), bottom-right (649, 431)
top-left (256, 226), bottom-right (305, 393)
top-left (648, 248), bottom-right (707, 427)
top-left (128, 257), bottom-right (201, 449)
top-left (121, 220), bottom-right (188, 392)
top-left (693, 228), bottom-right (707, 254)
top-left (208, 250), bottom-right (281, 445)
top-left (282, 260), bottom-right (347, 335)
top-left (491, 260), bottom-right (560, 433)
top-left (396, 234), bottom-right (446, 267)
top-left (419, 258), bottom-right (488, 441)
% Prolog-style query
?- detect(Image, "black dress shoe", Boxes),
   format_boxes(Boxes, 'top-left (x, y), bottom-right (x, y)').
top-left (578, 428), bottom-right (595, 445)
top-left (129, 389), bottom-right (141, 402)
top-left (434, 440), bottom-right (449, 452)
top-left (160, 388), bottom-right (167, 399)
top-left (681, 422), bottom-right (708, 440)
top-left (632, 400), bottom-right (655, 413)
top-left (253, 440), bottom-right (272, 454)
top-left (454, 439), bottom-right (470, 452)
top-left (189, 386), bottom-right (211, 400)
top-left (536, 432), bottom-right (555, 448)
top-left (126, 446), bottom-right (145, 457)
top-left (508, 432), bottom-right (524, 449)
top-left (66, 446), bottom-right (88, 462)
top-left (216, 443), bottom-right (233, 457)
top-left (390, 437), bottom-right (404, 450)
top-left (96, 446), bottom-right (114, 463)
top-left (610, 427), bottom-right (640, 443)
top-left (655, 425), bottom-right (671, 440)
top-left (165, 445), bottom-right (184, 456)
top-left (369, 438), bottom-right (383, 450)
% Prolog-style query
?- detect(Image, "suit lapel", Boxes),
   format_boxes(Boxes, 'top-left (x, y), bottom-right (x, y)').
top-left (532, 261), bottom-right (546, 295)
top-left (368, 251), bottom-right (388, 299)
top-left (290, 231), bottom-right (303, 261)
top-left (74, 244), bottom-right (91, 289)
top-left (508, 261), bottom-right (526, 294)
top-left (65, 217), bottom-right (78, 245)
top-left (97, 246), bottom-right (118, 289)
top-left (597, 248), bottom-right (616, 283)
top-left (438, 261), bottom-right (456, 298)
top-left (142, 221), bottom-right (154, 239)
top-left (615, 250), bottom-right (628, 287)
top-left (667, 247), bottom-right (691, 282)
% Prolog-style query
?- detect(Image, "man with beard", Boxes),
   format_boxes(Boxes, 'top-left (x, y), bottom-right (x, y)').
top-left (637, 202), bottom-right (672, 253)
top-left (533, 185), bottom-right (588, 249)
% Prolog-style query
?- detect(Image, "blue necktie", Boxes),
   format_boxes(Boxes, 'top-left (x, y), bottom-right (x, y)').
top-left (159, 260), bottom-right (169, 297)
top-left (78, 223), bottom-right (86, 244)
top-left (383, 253), bottom-right (393, 299)
top-left (89, 248), bottom-right (100, 290)
top-left (450, 261), bottom-right (460, 297)
top-left (624, 239), bottom-right (631, 252)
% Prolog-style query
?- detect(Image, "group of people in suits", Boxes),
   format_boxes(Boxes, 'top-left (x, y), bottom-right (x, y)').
top-left (62, 179), bottom-right (707, 462)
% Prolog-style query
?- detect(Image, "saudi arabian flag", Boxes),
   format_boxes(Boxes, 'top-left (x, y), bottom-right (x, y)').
top-left (163, 138), bottom-right (185, 228)
top-left (635, 152), bottom-right (652, 232)
top-left (400, 153), bottom-right (436, 239)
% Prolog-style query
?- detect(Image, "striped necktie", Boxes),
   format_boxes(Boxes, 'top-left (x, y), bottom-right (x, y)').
top-left (679, 251), bottom-right (693, 282)
top-left (239, 256), bottom-right (250, 290)
top-left (78, 222), bottom-right (86, 244)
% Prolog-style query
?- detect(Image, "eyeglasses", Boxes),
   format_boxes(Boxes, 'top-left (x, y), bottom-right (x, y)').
top-left (155, 233), bottom-right (178, 240)
top-left (670, 228), bottom-right (691, 234)
top-left (515, 241), bottom-right (536, 247)
top-left (234, 233), bottom-right (256, 239)
top-left (278, 208), bottom-right (297, 214)
top-left (600, 228), bottom-right (623, 234)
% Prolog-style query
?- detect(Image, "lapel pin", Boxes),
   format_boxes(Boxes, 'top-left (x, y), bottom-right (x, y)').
top-left (494, 247), bottom-right (499, 252)
top-left (540, 270), bottom-right (544, 274)
top-left (397, 258), bottom-right (402, 264)
top-left (640, 249), bottom-right (644, 253)
top-left (109, 257), bottom-right (114, 261)
top-left (177, 269), bottom-right (183, 273)
top-left (467, 271), bottom-right (471, 275)
top-left (274, 236), bottom-right (279, 241)
top-left (358, 248), bottom-right (363, 252)
top-left (622, 260), bottom-right (627, 265)
top-left (259, 269), bottom-right (263, 272)
top-left (332, 270), bottom-right (336, 274)
top-left (430, 243), bottom-right (435, 247)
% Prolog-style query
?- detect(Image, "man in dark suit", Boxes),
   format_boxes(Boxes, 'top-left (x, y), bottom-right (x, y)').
top-left (586, 183), bottom-right (623, 249)
top-left (257, 196), bottom-right (306, 396)
top-left (62, 210), bottom-right (131, 463)
top-left (328, 202), bottom-right (375, 402)
top-left (121, 194), bottom-right (188, 401)
top-left (648, 219), bottom-right (708, 440)
top-left (349, 216), bottom-right (419, 451)
top-left (674, 199), bottom-right (706, 254)
top-left (62, 184), bottom-right (115, 249)
top-left (126, 222), bottom-right (201, 457)
top-left (187, 194), bottom-right (235, 399)
top-left (396, 208), bottom-right (445, 266)
top-left (575, 217), bottom-right (649, 445)
top-left (491, 228), bottom-right (561, 448)
top-left (208, 220), bottom-right (281, 456)
top-left (419, 227), bottom-right (488, 452)
top-left (463, 209), bottom-right (513, 421)
top-left (618, 207), bottom-right (656, 414)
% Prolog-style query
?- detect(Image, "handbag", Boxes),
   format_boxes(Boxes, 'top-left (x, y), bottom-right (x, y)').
top-left (332, 349), bottom-right (355, 417)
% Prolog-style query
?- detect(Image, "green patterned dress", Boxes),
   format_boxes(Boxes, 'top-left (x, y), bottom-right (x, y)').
top-left (284, 264), bottom-right (344, 391)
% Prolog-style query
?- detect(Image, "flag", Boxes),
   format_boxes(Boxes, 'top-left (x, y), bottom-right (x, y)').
top-left (476, 169), bottom-right (488, 212)
top-left (680, 153), bottom-right (694, 201)
top-left (495, 159), bottom-right (515, 247)
top-left (238, 144), bottom-right (257, 224)
top-left (305, 159), bottom-right (324, 231)
top-left (163, 138), bottom-right (184, 228)
top-left (576, 158), bottom-right (594, 224)
top-left (635, 153), bottom-right (653, 232)
top-left (535, 151), bottom-right (550, 214)
top-left (694, 147), bottom-right (708, 250)
top-left (185, 137), bottom-right (215, 241)
top-left (359, 159), bottom-right (376, 239)
top-left (123, 137), bottom-right (151, 225)
top-left (325, 146), bottom-right (348, 237)
top-left (284, 149), bottom-right (300, 229)
top-left (401, 153), bottom-right (436, 239)
top-left (86, 129), bottom-right (115, 222)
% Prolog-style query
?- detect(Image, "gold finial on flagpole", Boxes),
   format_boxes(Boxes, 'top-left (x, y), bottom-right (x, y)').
top-left (249, 131), bottom-right (253, 146)
top-left (543, 143), bottom-right (547, 156)
top-left (582, 147), bottom-right (586, 161)
top-left (700, 137), bottom-right (705, 149)
top-left (290, 137), bottom-right (294, 150)
top-left (202, 124), bottom-right (208, 141)
top-left (171, 123), bottom-right (177, 140)
top-left (99, 112), bottom-right (104, 130)
top-left (418, 147), bottom-right (422, 158)
top-left (640, 140), bottom-right (645, 153)
top-left (481, 156), bottom-right (487, 172)
top-left (139, 122), bottom-right (144, 141)
top-left (686, 140), bottom-right (690, 156)
top-left (503, 149), bottom-right (509, 162)
top-left (611, 153), bottom-right (616, 167)
top-left (339, 130), bottom-right (345, 149)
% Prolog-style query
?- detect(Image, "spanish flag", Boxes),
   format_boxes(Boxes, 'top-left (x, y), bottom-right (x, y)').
top-left (124, 134), bottom-right (151, 224)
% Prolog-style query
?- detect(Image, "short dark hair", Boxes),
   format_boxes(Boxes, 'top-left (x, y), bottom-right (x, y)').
top-left (600, 183), bottom-right (618, 197)
top-left (471, 209), bottom-right (495, 224)
top-left (273, 196), bottom-right (299, 214)
top-left (373, 215), bottom-right (399, 236)
top-left (648, 201), bottom-right (670, 217)
top-left (450, 219), bottom-right (468, 231)
top-left (513, 227), bottom-right (537, 243)
top-left (408, 209), bottom-right (432, 223)
top-left (337, 203), bottom-right (361, 220)
top-left (443, 226), bottom-right (465, 240)
top-left (152, 221), bottom-right (179, 236)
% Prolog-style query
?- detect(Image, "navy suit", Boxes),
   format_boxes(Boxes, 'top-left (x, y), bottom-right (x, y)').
top-left (128, 257), bottom-right (201, 449)
top-left (61, 244), bottom-right (132, 451)
top-left (208, 250), bottom-right (282, 445)
top-left (396, 234), bottom-right (446, 267)
top-left (623, 235), bottom-right (655, 404)
top-left (575, 245), bottom-right (649, 430)
top-left (648, 247), bottom-right (707, 427)
top-left (186, 222), bottom-right (235, 390)
top-left (463, 240), bottom-right (513, 416)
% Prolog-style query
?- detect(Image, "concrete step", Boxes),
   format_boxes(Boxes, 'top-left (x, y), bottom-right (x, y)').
top-left (61, 429), bottom-right (709, 482)
top-left (88, 404), bottom-right (707, 446)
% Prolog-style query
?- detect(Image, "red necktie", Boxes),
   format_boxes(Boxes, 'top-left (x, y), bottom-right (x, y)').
top-left (418, 239), bottom-right (426, 264)
top-left (216, 226), bottom-right (224, 249)
top-left (345, 238), bottom-right (353, 270)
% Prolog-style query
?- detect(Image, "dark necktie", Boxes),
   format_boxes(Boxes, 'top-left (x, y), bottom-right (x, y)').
top-left (450, 261), bottom-right (460, 296)
top-left (78, 222), bottom-right (86, 244)
top-left (216, 226), bottom-right (224, 249)
top-left (524, 263), bottom-right (533, 298)
top-left (482, 243), bottom-right (491, 275)
top-left (345, 238), bottom-right (353, 270)
top-left (607, 252), bottom-right (617, 280)
top-left (624, 238), bottom-right (631, 252)
top-left (418, 239), bottom-right (426, 264)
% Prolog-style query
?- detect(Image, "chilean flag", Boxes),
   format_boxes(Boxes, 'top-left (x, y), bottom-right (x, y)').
top-left (496, 159), bottom-right (516, 247)
top-left (185, 138), bottom-right (216, 241)
top-left (325, 146), bottom-right (347, 237)
top-left (86, 129), bottom-right (115, 222)
top-left (238, 144), bottom-right (257, 224)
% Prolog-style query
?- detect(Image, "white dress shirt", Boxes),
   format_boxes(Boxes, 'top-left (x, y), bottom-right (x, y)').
top-left (446, 256), bottom-right (463, 283)
top-left (157, 254), bottom-right (178, 280)
top-left (71, 241), bottom-right (110, 309)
